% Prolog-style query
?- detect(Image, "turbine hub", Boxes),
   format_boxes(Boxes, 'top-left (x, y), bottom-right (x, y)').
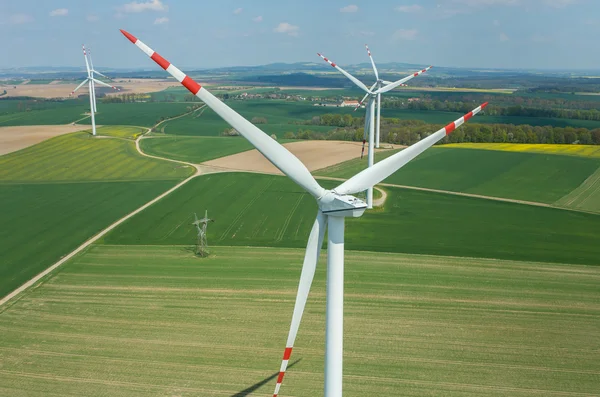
top-left (318, 191), bottom-right (367, 218)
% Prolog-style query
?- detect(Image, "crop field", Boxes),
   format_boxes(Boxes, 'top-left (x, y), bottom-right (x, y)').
top-left (140, 136), bottom-right (254, 164)
top-left (0, 99), bottom-right (88, 126)
top-left (0, 131), bottom-right (193, 182)
top-left (317, 146), bottom-right (600, 204)
top-left (556, 167), bottom-right (600, 213)
top-left (102, 172), bottom-right (600, 265)
top-left (0, 101), bottom-right (192, 128)
top-left (0, 180), bottom-right (177, 298)
top-left (81, 102), bottom-right (192, 127)
top-left (0, 245), bottom-right (598, 396)
top-left (444, 143), bottom-right (600, 158)
top-left (0, 127), bottom-right (194, 297)
top-left (96, 125), bottom-right (145, 139)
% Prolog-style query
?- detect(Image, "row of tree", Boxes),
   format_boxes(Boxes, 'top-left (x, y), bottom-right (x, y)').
top-left (283, 118), bottom-right (600, 146)
top-left (393, 99), bottom-right (600, 121)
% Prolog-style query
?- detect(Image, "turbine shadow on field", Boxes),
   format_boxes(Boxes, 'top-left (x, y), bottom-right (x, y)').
top-left (230, 359), bottom-right (302, 397)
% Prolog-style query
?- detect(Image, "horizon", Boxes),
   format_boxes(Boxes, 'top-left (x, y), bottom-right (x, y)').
top-left (1, 0), bottom-right (597, 71)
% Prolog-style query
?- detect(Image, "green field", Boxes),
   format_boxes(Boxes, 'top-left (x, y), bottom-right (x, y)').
top-left (0, 100), bottom-right (88, 126)
top-left (0, 180), bottom-right (177, 298)
top-left (96, 125), bottom-right (144, 139)
top-left (83, 102), bottom-right (193, 127)
top-left (556, 167), bottom-right (600, 213)
top-left (0, 245), bottom-right (598, 396)
top-left (0, 131), bottom-right (193, 182)
top-left (102, 173), bottom-right (600, 265)
top-left (0, 127), bottom-right (194, 297)
top-left (0, 101), bottom-right (191, 127)
top-left (317, 147), bottom-right (600, 204)
top-left (140, 136), bottom-right (254, 163)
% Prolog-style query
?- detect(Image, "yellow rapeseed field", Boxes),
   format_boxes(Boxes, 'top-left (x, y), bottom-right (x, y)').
top-left (444, 143), bottom-right (600, 158)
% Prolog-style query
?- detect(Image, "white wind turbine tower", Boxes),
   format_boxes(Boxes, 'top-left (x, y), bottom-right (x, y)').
top-left (69, 45), bottom-right (119, 135)
top-left (120, 29), bottom-right (487, 397)
top-left (317, 50), bottom-right (432, 208)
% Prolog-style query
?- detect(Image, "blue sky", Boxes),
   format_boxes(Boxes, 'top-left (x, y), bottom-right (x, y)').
top-left (0, 0), bottom-right (597, 70)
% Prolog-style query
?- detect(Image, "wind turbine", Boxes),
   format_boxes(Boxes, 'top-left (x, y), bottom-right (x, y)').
top-left (120, 29), bottom-right (487, 397)
top-left (87, 46), bottom-right (118, 113)
top-left (69, 45), bottom-right (119, 135)
top-left (317, 50), bottom-right (432, 208)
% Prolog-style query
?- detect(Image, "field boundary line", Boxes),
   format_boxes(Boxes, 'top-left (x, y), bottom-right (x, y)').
top-left (0, 172), bottom-right (200, 308)
top-left (0, 128), bottom-right (207, 308)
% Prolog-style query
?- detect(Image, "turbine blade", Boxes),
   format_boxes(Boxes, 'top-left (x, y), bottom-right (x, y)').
top-left (317, 52), bottom-right (371, 93)
top-left (91, 78), bottom-right (119, 91)
top-left (69, 79), bottom-right (89, 96)
top-left (273, 211), bottom-right (326, 397)
top-left (92, 70), bottom-right (112, 80)
top-left (375, 66), bottom-right (433, 94)
top-left (121, 29), bottom-right (325, 199)
top-left (365, 45), bottom-right (379, 80)
top-left (361, 97), bottom-right (373, 159)
top-left (335, 102), bottom-right (488, 194)
top-left (87, 47), bottom-right (95, 71)
top-left (82, 45), bottom-right (91, 77)
top-left (354, 82), bottom-right (377, 112)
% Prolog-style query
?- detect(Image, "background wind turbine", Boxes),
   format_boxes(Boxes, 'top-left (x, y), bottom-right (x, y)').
top-left (120, 28), bottom-right (487, 397)
top-left (317, 52), bottom-right (431, 208)
top-left (86, 47), bottom-right (119, 114)
top-left (69, 45), bottom-right (119, 135)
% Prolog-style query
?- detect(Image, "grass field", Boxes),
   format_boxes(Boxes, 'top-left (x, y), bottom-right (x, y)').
top-left (102, 173), bottom-right (600, 265)
top-left (0, 180), bottom-right (178, 298)
top-left (0, 100), bottom-right (88, 126)
top-left (556, 166), bottom-right (600, 213)
top-left (0, 101), bottom-right (191, 128)
top-left (444, 143), bottom-right (600, 158)
top-left (140, 136), bottom-right (298, 164)
top-left (0, 245), bottom-right (598, 396)
top-left (0, 127), bottom-right (194, 298)
top-left (82, 102), bottom-right (192, 127)
top-left (317, 146), bottom-right (600, 204)
top-left (140, 136), bottom-right (254, 163)
top-left (96, 125), bottom-right (145, 140)
top-left (0, 131), bottom-right (193, 182)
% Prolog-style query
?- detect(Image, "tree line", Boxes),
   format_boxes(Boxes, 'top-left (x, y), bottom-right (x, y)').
top-left (287, 114), bottom-right (600, 145)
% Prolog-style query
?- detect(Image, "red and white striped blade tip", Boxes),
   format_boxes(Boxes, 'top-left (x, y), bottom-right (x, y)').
top-left (120, 29), bottom-right (137, 43)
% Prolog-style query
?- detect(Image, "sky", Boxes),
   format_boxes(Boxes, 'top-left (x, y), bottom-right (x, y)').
top-left (0, 0), bottom-right (598, 71)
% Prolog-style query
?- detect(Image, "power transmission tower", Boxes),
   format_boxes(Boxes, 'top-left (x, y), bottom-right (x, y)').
top-left (192, 210), bottom-right (214, 257)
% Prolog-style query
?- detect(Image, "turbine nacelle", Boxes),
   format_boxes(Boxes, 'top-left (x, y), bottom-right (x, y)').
top-left (319, 191), bottom-right (367, 218)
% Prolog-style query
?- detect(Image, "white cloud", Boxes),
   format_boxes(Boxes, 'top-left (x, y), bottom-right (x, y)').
top-left (49, 8), bottom-right (68, 17)
top-left (87, 15), bottom-right (100, 22)
top-left (154, 16), bottom-right (169, 24)
top-left (393, 29), bottom-right (418, 41)
top-left (117, 0), bottom-right (168, 13)
top-left (233, 8), bottom-right (243, 14)
top-left (10, 14), bottom-right (34, 24)
top-left (499, 32), bottom-right (509, 41)
top-left (340, 4), bottom-right (358, 13)
top-left (274, 22), bottom-right (299, 37)
top-left (395, 5), bottom-right (422, 12)
top-left (253, 15), bottom-right (263, 22)
top-left (493, 19), bottom-right (500, 26)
